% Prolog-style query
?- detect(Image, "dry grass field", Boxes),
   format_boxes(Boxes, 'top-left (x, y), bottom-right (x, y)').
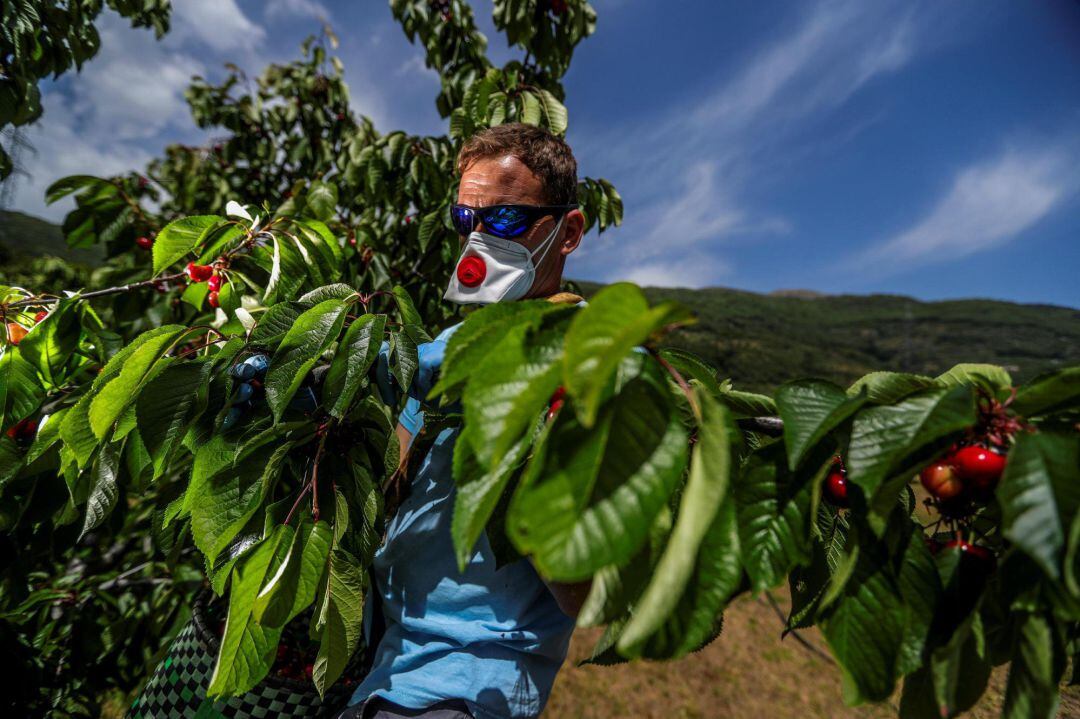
top-left (545, 594), bottom-right (1080, 719)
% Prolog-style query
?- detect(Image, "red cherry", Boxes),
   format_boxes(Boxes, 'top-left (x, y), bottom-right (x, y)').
top-left (551, 0), bottom-right (567, 14)
top-left (33, 311), bottom-right (48, 324)
top-left (920, 462), bottom-right (964, 501)
top-left (951, 445), bottom-right (1006, 492)
top-left (944, 539), bottom-right (996, 569)
top-left (457, 255), bottom-right (487, 287)
top-left (6, 418), bottom-right (36, 440)
top-left (304, 663), bottom-right (314, 680)
top-left (546, 387), bottom-right (566, 420)
top-left (547, 400), bottom-right (564, 421)
top-left (136, 236), bottom-right (154, 250)
top-left (185, 262), bottom-right (214, 282)
top-left (823, 469), bottom-right (849, 508)
top-left (207, 274), bottom-right (223, 292)
top-left (207, 291), bottom-right (220, 308)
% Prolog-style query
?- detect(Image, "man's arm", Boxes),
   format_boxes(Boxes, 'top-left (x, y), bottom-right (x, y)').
top-left (543, 578), bottom-right (592, 619)
top-left (396, 422), bottom-right (413, 468)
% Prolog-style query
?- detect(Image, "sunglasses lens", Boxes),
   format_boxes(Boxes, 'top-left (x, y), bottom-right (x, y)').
top-left (450, 205), bottom-right (475, 235)
top-left (480, 205), bottom-right (530, 238)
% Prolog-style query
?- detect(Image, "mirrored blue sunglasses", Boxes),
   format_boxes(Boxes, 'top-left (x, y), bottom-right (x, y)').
top-left (450, 203), bottom-right (577, 239)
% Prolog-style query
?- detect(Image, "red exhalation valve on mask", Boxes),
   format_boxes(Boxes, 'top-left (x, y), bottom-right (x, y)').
top-left (457, 255), bottom-right (487, 287)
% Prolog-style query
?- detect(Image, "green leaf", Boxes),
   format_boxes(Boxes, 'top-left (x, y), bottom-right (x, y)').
top-left (59, 391), bottom-right (97, 469)
top-left (935, 363), bottom-right (1012, 395)
top-left (847, 372), bottom-right (936, 404)
top-left (451, 422), bottom-right (534, 572)
top-left (846, 385), bottom-right (975, 499)
top-left (657, 348), bottom-right (722, 396)
top-left (717, 386), bottom-right (778, 419)
top-left (735, 442), bottom-right (816, 591)
top-left (313, 550), bottom-right (365, 696)
top-left (136, 361), bottom-right (212, 478)
top-left (323, 314), bottom-right (386, 419)
top-left (509, 376), bottom-right (688, 581)
top-left (265, 300), bottom-right (348, 421)
top-left (820, 528), bottom-right (906, 703)
top-left (1002, 614), bottom-right (1062, 719)
top-left (79, 440), bottom-right (121, 540)
top-left (253, 523), bottom-right (301, 628)
top-left (927, 613), bottom-right (991, 718)
top-left (26, 406), bottom-right (68, 464)
top-left (538, 88), bottom-right (568, 134)
top-left (18, 298), bottom-right (80, 385)
top-left (89, 326), bottom-right (189, 439)
top-left (463, 311), bottom-right (567, 469)
top-left (775, 380), bottom-right (866, 469)
top-left (432, 300), bottom-right (562, 402)
top-left (563, 283), bottom-right (692, 427)
top-left (390, 325), bottom-right (421, 393)
top-left (298, 284), bottom-right (355, 305)
top-left (290, 521), bottom-right (333, 622)
top-left (0, 347), bottom-right (43, 430)
top-left (1012, 367), bottom-right (1080, 418)
top-left (250, 301), bottom-right (304, 347)
top-left (305, 181), bottom-right (338, 221)
top-left (207, 533), bottom-right (285, 697)
top-left (153, 215), bottom-right (224, 275)
top-left (618, 390), bottom-right (736, 655)
top-left (189, 443), bottom-right (291, 566)
top-left (391, 285), bottom-right (424, 327)
top-left (635, 499), bottom-right (742, 659)
top-left (521, 90), bottom-right (542, 125)
top-left (997, 432), bottom-right (1080, 580)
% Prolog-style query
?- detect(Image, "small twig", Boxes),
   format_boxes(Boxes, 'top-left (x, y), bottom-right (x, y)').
top-left (651, 349), bottom-right (700, 419)
top-left (738, 416), bottom-right (784, 437)
top-left (762, 591), bottom-right (836, 666)
top-left (6, 272), bottom-right (186, 309)
top-left (283, 482), bottom-right (312, 526)
top-left (310, 431), bottom-right (329, 522)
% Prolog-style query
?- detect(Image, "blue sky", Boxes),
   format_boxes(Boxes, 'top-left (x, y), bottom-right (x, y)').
top-left (8, 0), bottom-right (1080, 306)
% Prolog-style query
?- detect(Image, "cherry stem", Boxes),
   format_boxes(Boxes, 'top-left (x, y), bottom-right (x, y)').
top-left (174, 336), bottom-right (229, 359)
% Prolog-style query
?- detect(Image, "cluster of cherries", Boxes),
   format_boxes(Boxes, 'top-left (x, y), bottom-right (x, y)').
top-left (185, 262), bottom-right (226, 308)
top-left (919, 443), bottom-right (1006, 507)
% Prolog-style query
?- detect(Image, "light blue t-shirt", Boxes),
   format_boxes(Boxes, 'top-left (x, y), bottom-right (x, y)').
top-left (350, 324), bottom-right (575, 719)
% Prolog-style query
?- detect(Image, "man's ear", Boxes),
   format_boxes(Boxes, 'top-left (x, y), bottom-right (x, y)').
top-left (560, 208), bottom-right (585, 256)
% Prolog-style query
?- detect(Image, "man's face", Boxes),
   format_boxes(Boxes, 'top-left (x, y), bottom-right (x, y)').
top-left (455, 154), bottom-right (584, 299)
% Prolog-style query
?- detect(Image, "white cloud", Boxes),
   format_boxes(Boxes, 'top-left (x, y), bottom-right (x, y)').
top-left (617, 252), bottom-right (732, 289)
top-left (575, 0), bottom-right (921, 287)
top-left (265, 0), bottom-right (332, 22)
top-left (171, 0), bottom-right (265, 53)
top-left (851, 142), bottom-right (1079, 271)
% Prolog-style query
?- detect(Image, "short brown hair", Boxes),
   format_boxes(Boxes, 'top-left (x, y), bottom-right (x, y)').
top-left (456, 123), bottom-right (578, 205)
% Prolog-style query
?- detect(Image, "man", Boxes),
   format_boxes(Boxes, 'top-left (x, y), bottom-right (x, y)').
top-left (343, 123), bottom-right (592, 719)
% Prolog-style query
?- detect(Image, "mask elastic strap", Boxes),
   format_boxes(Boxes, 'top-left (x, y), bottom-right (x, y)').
top-left (530, 214), bottom-right (566, 265)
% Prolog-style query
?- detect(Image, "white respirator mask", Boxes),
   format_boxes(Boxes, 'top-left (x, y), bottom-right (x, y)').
top-left (444, 214), bottom-right (566, 305)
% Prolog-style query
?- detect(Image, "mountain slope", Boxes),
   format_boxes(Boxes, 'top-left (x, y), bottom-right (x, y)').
top-left (0, 209), bottom-right (104, 265)
top-left (574, 281), bottom-right (1080, 393)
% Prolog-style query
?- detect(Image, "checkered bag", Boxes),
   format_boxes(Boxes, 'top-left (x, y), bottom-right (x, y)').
top-left (128, 595), bottom-right (361, 718)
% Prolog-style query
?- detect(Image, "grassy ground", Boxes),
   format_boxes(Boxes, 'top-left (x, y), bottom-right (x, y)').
top-left (546, 594), bottom-right (1080, 719)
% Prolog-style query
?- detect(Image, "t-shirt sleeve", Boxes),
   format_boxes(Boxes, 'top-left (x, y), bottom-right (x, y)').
top-left (398, 396), bottom-right (424, 435)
